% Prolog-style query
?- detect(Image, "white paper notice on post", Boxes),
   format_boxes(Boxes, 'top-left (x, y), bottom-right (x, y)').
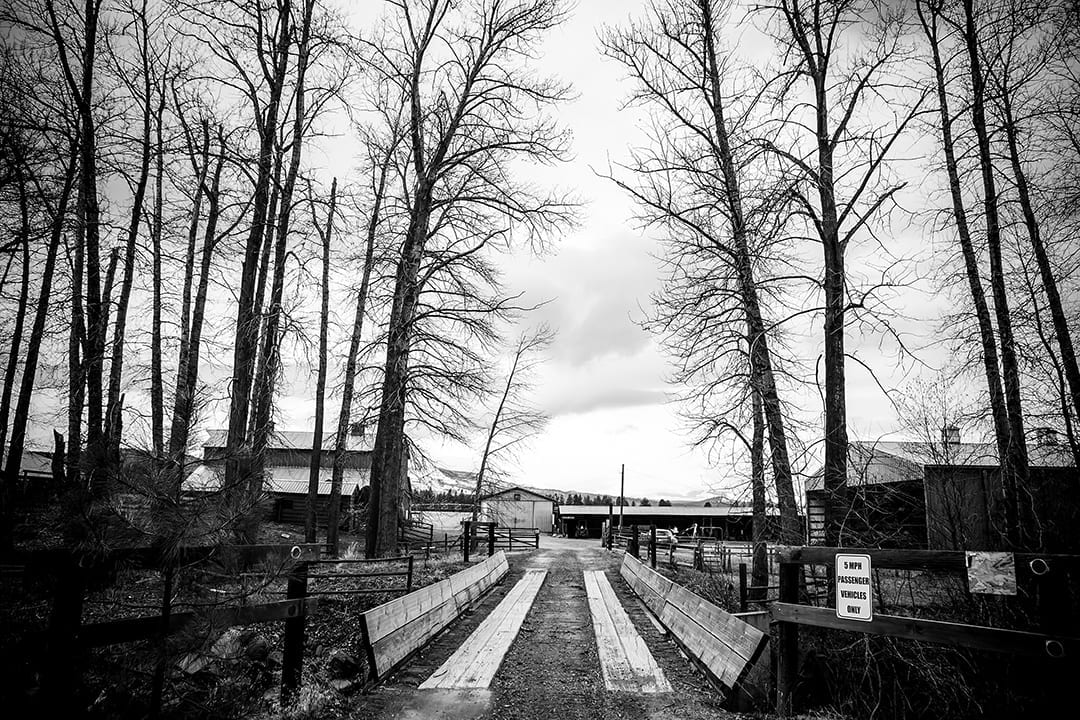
top-left (835, 553), bottom-right (872, 621)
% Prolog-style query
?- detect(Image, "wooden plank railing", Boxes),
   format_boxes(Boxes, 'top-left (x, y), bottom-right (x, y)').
top-left (620, 552), bottom-right (768, 694)
top-left (358, 550), bottom-right (510, 682)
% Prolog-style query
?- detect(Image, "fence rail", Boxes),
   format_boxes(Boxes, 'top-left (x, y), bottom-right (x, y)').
top-left (5, 543), bottom-right (322, 714)
top-left (771, 545), bottom-right (1080, 717)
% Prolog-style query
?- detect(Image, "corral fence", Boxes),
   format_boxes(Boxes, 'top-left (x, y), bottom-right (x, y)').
top-left (604, 525), bottom-right (790, 605)
top-left (1, 542), bottom-right (421, 715)
top-left (771, 545), bottom-right (1080, 716)
top-left (459, 521), bottom-right (540, 561)
top-left (398, 519), bottom-right (437, 557)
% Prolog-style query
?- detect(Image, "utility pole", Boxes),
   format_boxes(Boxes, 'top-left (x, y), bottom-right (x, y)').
top-left (619, 463), bottom-right (625, 531)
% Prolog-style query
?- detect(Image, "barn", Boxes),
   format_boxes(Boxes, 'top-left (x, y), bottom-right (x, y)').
top-left (554, 504), bottom-right (763, 540)
top-left (183, 425), bottom-right (411, 527)
top-left (480, 486), bottom-right (555, 533)
top-left (805, 430), bottom-right (1078, 551)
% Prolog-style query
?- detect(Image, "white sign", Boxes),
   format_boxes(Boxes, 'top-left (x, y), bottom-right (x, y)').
top-left (835, 553), bottom-right (873, 621)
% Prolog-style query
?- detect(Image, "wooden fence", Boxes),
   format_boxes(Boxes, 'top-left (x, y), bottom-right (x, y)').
top-left (3, 543), bottom-right (323, 714)
top-left (772, 546), bottom-right (1080, 716)
top-left (461, 521), bottom-right (539, 560)
top-left (399, 520), bottom-right (435, 555)
top-left (248, 555), bottom-right (414, 597)
top-left (3, 542), bottom-right (424, 714)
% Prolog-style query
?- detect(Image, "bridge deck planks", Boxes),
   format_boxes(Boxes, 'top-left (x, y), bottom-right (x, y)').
top-left (419, 569), bottom-right (547, 689)
top-left (584, 570), bottom-right (672, 693)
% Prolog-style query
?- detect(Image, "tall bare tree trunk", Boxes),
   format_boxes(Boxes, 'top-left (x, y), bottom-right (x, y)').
top-left (248, 147), bottom-right (283, 436)
top-left (168, 116), bottom-right (210, 464)
top-left (104, 6), bottom-right (155, 469)
top-left (67, 217), bottom-right (85, 490)
top-left (962, 0), bottom-right (1028, 547)
top-left (48, 0), bottom-right (105, 492)
top-left (918, 0), bottom-right (1013, 496)
top-left (0, 166), bottom-right (31, 467)
top-left (224, 1), bottom-right (292, 507)
top-left (750, 384), bottom-right (768, 602)
top-left (368, 181), bottom-right (433, 557)
top-left (329, 142), bottom-right (392, 556)
top-left (815, 95), bottom-right (848, 547)
top-left (306, 177), bottom-right (336, 544)
top-left (1021, 262), bottom-right (1080, 466)
top-left (150, 79), bottom-right (166, 458)
top-left (2, 151), bottom-right (77, 547)
top-left (248, 1), bottom-right (314, 545)
top-left (167, 131), bottom-right (226, 490)
top-left (699, 0), bottom-right (800, 543)
top-left (999, 89), bottom-right (1080, 442)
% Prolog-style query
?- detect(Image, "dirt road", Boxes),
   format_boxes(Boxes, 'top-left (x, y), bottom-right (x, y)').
top-left (352, 538), bottom-right (734, 719)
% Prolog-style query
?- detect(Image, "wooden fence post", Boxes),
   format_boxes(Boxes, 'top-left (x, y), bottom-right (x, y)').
top-left (776, 560), bottom-right (800, 716)
top-left (280, 559), bottom-right (309, 704)
top-left (42, 559), bottom-right (85, 714)
top-left (535, 529), bottom-right (539, 548)
top-left (487, 523), bottom-right (495, 557)
top-left (463, 521), bottom-right (471, 563)
top-left (150, 566), bottom-right (174, 717)
top-left (649, 525), bottom-right (657, 569)
top-left (739, 562), bottom-right (748, 613)
top-left (406, 555), bottom-right (414, 593)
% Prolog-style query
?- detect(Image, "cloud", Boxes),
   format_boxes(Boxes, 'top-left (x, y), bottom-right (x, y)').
top-left (544, 386), bottom-right (670, 416)
top-left (503, 229), bottom-right (661, 365)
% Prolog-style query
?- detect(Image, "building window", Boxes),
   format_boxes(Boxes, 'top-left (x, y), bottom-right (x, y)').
top-left (514, 492), bottom-right (521, 501)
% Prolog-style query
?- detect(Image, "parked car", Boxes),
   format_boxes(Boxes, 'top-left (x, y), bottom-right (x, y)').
top-left (638, 528), bottom-right (677, 545)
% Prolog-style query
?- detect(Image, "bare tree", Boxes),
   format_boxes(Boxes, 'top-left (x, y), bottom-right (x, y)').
top-left (102, 0), bottom-right (167, 472)
top-left (246, 0), bottom-right (317, 542)
top-left (166, 118), bottom-right (235, 490)
top-left (601, 0), bottom-right (802, 543)
top-left (325, 124), bottom-right (398, 556)
top-left (304, 176), bottom-right (335, 544)
top-left (758, 0), bottom-right (926, 545)
top-left (361, 0), bottom-right (575, 556)
top-left (472, 324), bottom-right (553, 520)
top-left (916, 0), bottom-right (1015, 512)
top-left (43, 0), bottom-right (108, 492)
top-left (983, 1), bottom-right (1080, 465)
top-left (958, 0), bottom-right (1029, 546)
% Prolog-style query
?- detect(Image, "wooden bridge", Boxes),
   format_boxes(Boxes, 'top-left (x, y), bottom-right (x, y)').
top-left (5, 535), bottom-right (1078, 718)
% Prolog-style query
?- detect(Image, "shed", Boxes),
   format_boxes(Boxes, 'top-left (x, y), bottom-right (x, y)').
top-left (480, 486), bottom-right (555, 533)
